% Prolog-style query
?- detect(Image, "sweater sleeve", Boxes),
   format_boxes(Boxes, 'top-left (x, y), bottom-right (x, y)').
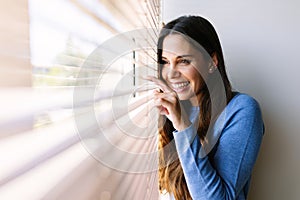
top-left (173, 94), bottom-right (264, 200)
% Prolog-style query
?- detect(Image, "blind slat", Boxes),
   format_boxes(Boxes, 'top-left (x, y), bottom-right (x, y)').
top-left (68, 0), bottom-right (119, 34)
top-left (0, 119), bottom-right (78, 185)
top-left (0, 143), bottom-right (90, 199)
top-left (0, 87), bottom-right (156, 134)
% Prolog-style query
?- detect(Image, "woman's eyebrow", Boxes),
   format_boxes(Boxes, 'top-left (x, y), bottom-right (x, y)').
top-left (177, 55), bottom-right (193, 58)
top-left (162, 55), bottom-right (193, 59)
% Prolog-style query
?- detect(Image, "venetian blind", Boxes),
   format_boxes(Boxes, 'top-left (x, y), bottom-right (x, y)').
top-left (0, 0), bottom-right (162, 199)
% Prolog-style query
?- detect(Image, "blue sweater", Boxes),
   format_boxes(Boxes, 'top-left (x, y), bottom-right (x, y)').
top-left (172, 93), bottom-right (264, 200)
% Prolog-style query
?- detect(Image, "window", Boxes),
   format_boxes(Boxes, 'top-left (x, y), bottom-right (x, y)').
top-left (0, 0), bottom-right (162, 199)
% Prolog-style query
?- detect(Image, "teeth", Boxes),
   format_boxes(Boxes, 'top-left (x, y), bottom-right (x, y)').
top-left (172, 82), bottom-right (189, 89)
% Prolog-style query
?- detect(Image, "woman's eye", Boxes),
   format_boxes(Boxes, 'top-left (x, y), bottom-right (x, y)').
top-left (161, 60), bottom-right (169, 65)
top-left (179, 59), bottom-right (191, 64)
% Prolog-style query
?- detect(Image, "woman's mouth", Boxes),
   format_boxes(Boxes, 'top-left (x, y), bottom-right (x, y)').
top-left (170, 81), bottom-right (190, 92)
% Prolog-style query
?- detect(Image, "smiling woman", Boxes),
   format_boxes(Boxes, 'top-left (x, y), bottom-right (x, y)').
top-left (160, 34), bottom-right (209, 106)
top-left (152, 16), bottom-right (265, 200)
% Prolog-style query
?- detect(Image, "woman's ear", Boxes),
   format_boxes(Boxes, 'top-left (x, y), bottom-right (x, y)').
top-left (208, 52), bottom-right (219, 73)
top-left (211, 52), bottom-right (218, 67)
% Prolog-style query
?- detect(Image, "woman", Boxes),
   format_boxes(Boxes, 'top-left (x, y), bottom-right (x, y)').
top-left (148, 16), bottom-right (264, 199)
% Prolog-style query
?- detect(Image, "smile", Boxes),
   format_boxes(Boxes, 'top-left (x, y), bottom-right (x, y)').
top-left (170, 81), bottom-right (190, 91)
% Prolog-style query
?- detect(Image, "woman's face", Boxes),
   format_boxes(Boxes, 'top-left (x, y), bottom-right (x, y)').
top-left (161, 34), bottom-right (210, 105)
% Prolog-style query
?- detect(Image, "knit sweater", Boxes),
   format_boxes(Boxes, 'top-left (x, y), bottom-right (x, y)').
top-left (162, 93), bottom-right (264, 200)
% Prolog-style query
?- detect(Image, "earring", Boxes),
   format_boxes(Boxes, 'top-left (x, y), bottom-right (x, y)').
top-left (209, 65), bottom-right (217, 73)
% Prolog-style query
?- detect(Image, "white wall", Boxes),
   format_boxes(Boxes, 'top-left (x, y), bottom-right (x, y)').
top-left (163, 0), bottom-right (300, 199)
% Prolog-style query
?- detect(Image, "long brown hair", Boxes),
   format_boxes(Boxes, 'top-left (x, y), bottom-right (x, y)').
top-left (157, 16), bottom-right (233, 199)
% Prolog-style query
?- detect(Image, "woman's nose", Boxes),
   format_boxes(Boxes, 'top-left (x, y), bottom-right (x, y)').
top-left (167, 67), bottom-right (181, 79)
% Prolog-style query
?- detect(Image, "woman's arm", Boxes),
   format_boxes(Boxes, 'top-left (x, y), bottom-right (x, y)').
top-left (173, 94), bottom-right (264, 200)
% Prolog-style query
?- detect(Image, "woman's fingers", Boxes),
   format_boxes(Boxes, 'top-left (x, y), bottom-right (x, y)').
top-left (153, 90), bottom-right (177, 106)
top-left (151, 84), bottom-right (191, 131)
top-left (153, 91), bottom-right (179, 116)
top-left (157, 105), bottom-right (169, 115)
top-left (144, 76), bottom-right (172, 93)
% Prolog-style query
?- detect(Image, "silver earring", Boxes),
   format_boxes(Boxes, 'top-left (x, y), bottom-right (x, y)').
top-left (209, 65), bottom-right (217, 73)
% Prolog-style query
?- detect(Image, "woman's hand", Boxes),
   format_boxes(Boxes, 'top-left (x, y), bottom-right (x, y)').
top-left (146, 76), bottom-right (191, 131)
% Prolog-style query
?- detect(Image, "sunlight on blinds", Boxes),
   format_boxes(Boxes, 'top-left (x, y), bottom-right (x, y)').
top-left (0, 0), bottom-right (162, 199)
top-left (0, 0), bottom-right (31, 86)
